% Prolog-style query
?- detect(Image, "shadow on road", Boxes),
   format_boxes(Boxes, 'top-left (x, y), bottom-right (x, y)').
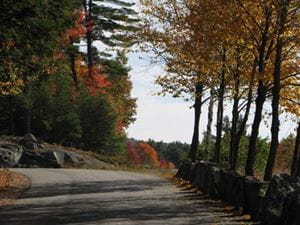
top-left (0, 178), bottom-right (214, 225)
top-left (23, 179), bottom-right (167, 198)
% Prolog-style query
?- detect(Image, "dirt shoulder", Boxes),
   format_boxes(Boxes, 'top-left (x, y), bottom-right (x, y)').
top-left (0, 170), bottom-right (30, 207)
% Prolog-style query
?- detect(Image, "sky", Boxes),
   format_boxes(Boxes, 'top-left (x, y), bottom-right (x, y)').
top-left (97, 0), bottom-right (298, 144)
top-left (125, 52), bottom-right (298, 143)
top-left (126, 52), bottom-right (194, 143)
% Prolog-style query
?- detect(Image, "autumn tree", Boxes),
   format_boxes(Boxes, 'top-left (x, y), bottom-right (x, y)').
top-left (140, 0), bottom-right (235, 162)
top-left (264, 0), bottom-right (300, 181)
top-left (291, 122), bottom-right (300, 176)
top-left (0, 0), bottom-right (81, 134)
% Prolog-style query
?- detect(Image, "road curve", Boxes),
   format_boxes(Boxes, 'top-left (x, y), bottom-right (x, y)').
top-left (0, 169), bottom-right (229, 225)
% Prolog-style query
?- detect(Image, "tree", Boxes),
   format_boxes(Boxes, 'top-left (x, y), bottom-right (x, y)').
top-left (101, 51), bottom-right (137, 134)
top-left (264, 0), bottom-right (299, 181)
top-left (31, 73), bottom-right (82, 145)
top-left (0, 0), bottom-right (81, 134)
top-left (82, 0), bottom-right (139, 77)
top-left (78, 91), bottom-right (118, 152)
top-left (291, 122), bottom-right (300, 177)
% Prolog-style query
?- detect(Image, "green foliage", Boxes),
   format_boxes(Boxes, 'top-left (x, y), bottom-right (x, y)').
top-left (77, 90), bottom-right (117, 152)
top-left (31, 74), bottom-right (82, 145)
top-left (275, 134), bottom-right (296, 172)
top-left (0, 0), bottom-right (137, 159)
top-left (90, 0), bottom-right (139, 48)
top-left (0, 0), bottom-right (80, 82)
top-left (199, 115), bottom-right (270, 176)
top-left (102, 52), bottom-right (137, 128)
top-left (147, 139), bottom-right (189, 167)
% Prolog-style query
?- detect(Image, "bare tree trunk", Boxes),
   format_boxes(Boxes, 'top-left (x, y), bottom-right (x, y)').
top-left (214, 71), bottom-right (225, 164)
top-left (246, 82), bottom-right (267, 176)
top-left (245, 6), bottom-right (272, 176)
top-left (84, 0), bottom-right (93, 77)
top-left (204, 89), bottom-right (214, 161)
top-left (264, 0), bottom-right (289, 181)
top-left (291, 122), bottom-right (300, 177)
top-left (232, 84), bottom-right (253, 171)
top-left (292, 122), bottom-right (300, 177)
top-left (229, 95), bottom-right (239, 168)
top-left (189, 83), bottom-right (203, 162)
top-left (8, 95), bottom-right (15, 135)
top-left (23, 75), bottom-right (31, 134)
top-left (69, 41), bottom-right (79, 89)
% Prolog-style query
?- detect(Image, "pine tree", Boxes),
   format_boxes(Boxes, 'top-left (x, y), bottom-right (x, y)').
top-left (82, 0), bottom-right (139, 76)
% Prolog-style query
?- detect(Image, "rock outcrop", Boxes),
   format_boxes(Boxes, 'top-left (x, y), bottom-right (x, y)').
top-left (262, 174), bottom-right (300, 225)
top-left (0, 134), bottom-right (113, 169)
top-left (0, 143), bottom-right (23, 167)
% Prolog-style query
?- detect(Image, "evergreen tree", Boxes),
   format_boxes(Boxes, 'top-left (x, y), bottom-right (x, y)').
top-left (82, 0), bottom-right (139, 76)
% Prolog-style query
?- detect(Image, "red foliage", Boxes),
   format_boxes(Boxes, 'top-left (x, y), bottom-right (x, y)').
top-left (126, 141), bottom-right (162, 167)
top-left (82, 67), bottom-right (111, 95)
top-left (159, 160), bottom-right (169, 169)
top-left (126, 141), bottom-right (141, 165)
top-left (64, 10), bottom-right (86, 41)
top-left (138, 143), bottom-right (160, 166)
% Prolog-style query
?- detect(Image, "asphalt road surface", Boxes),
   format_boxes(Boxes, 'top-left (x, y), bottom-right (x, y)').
top-left (0, 169), bottom-right (251, 225)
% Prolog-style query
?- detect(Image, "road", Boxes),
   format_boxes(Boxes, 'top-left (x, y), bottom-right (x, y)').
top-left (0, 169), bottom-right (249, 225)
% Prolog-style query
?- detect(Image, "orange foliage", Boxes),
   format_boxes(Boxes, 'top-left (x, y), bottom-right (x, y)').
top-left (126, 141), bottom-right (141, 165)
top-left (64, 10), bottom-right (86, 42)
top-left (81, 67), bottom-right (111, 95)
top-left (73, 56), bottom-right (111, 95)
top-left (126, 140), bottom-right (175, 168)
top-left (138, 142), bottom-right (160, 167)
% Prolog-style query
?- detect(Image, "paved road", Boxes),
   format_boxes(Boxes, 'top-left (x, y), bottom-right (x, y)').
top-left (0, 169), bottom-right (250, 225)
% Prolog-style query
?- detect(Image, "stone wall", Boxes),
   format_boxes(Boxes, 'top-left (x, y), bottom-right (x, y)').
top-left (176, 161), bottom-right (300, 225)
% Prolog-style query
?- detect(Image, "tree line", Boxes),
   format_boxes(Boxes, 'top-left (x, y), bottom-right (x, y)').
top-left (140, 0), bottom-right (300, 181)
top-left (0, 0), bottom-right (139, 155)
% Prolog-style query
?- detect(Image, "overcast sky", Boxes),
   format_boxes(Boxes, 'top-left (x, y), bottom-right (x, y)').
top-left (125, 52), bottom-right (297, 143)
top-left (96, 0), bottom-right (297, 144)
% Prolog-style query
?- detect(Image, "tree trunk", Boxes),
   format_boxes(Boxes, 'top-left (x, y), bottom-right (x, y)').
top-left (229, 95), bottom-right (239, 169)
top-left (245, 82), bottom-right (267, 176)
top-left (214, 71), bottom-right (225, 164)
top-left (232, 84), bottom-right (253, 171)
top-left (264, 0), bottom-right (289, 181)
top-left (69, 43), bottom-right (79, 89)
top-left (189, 83), bottom-right (203, 162)
top-left (229, 65), bottom-right (241, 169)
top-left (245, 6), bottom-right (272, 176)
top-left (8, 95), bottom-right (15, 135)
top-left (84, 0), bottom-right (93, 77)
top-left (204, 89), bottom-right (214, 161)
top-left (291, 122), bottom-right (300, 177)
top-left (23, 75), bottom-right (31, 134)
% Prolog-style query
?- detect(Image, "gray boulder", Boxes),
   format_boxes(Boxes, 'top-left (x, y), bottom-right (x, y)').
top-left (21, 134), bottom-right (39, 150)
top-left (0, 144), bottom-right (23, 167)
top-left (19, 150), bottom-right (60, 168)
top-left (175, 161), bottom-right (193, 180)
top-left (262, 174), bottom-right (300, 225)
top-left (40, 150), bottom-right (65, 166)
top-left (192, 161), bottom-right (206, 190)
top-left (24, 142), bottom-right (38, 150)
top-left (243, 176), bottom-right (269, 221)
top-left (64, 151), bottom-right (80, 165)
top-left (280, 190), bottom-right (300, 225)
top-left (23, 133), bottom-right (38, 143)
top-left (207, 165), bottom-right (221, 197)
top-left (53, 150), bottom-right (66, 165)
